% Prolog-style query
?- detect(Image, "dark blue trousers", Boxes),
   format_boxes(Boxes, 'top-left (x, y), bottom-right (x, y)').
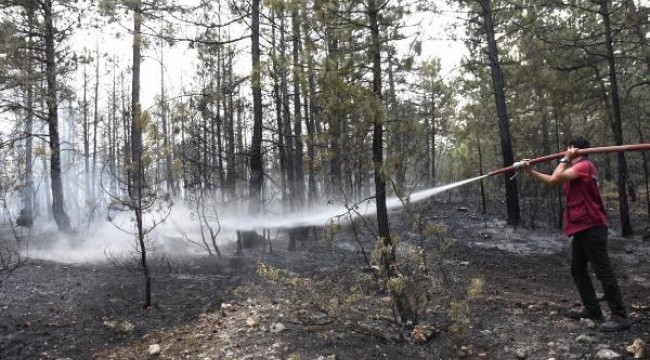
top-left (571, 226), bottom-right (627, 318)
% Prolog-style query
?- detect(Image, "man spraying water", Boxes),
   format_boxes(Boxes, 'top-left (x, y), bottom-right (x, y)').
top-left (522, 136), bottom-right (630, 332)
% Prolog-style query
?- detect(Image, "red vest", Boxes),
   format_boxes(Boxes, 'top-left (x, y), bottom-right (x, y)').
top-left (562, 159), bottom-right (608, 236)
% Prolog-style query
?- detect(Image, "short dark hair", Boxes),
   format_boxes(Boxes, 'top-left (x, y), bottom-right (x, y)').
top-left (568, 136), bottom-right (590, 149)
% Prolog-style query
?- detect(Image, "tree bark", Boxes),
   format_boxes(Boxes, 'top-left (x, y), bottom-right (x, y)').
top-left (368, 0), bottom-right (414, 326)
top-left (160, 40), bottom-right (174, 195)
top-left (43, 0), bottom-right (71, 232)
top-left (83, 63), bottom-right (90, 202)
top-left (226, 51), bottom-right (237, 200)
top-left (325, 1), bottom-right (342, 196)
top-left (476, 129), bottom-right (486, 215)
top-left (304, 18), bottom-right (318, 205)
top-left (93, 39), bottom-right (100, 200)
top-left (271, 9), bottom-right (288, 204)
top-left (480, 0), bottom-right (520, 226)
top-left (130, 0), bottom-right (151, 308)
top-left (429, 87), bottom-right (437, 186)
top-left (387, 51), bottom-right (405, 194)
top-left (110, 57), bottom-right (118, 196)
top-left (599, 0), bottom-right (632, 236)
top-left (369, 0), bottom-right (390, 261)
top-left (279, 8), bottom-right (295, 211)
top-left (23, 5), bottom-right (36, 223)
top-left (292, 6), bottom-right (304, 208)
top-left (249, 0), bottom-right (264, 213)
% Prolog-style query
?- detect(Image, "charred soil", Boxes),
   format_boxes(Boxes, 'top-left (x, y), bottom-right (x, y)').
top-left (1, 199), bottom-right (650, 360)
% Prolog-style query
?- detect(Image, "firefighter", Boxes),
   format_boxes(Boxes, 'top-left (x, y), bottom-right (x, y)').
top-left (523, 136), bottom-right (630, 332)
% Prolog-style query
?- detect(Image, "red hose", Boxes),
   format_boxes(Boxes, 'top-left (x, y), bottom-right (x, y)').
top-left (488, 143), bottom-right (650, 176)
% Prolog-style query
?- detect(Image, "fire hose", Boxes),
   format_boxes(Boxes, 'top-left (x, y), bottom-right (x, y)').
top-left (488, 143), bottom-right (650, 178)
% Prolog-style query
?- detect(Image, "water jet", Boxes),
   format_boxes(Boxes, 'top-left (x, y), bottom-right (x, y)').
top-left (228, 143), bottom-right (650, 243)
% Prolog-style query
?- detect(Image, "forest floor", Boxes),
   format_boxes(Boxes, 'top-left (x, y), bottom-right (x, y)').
top-left (1, 198), bottom-right (650, 360)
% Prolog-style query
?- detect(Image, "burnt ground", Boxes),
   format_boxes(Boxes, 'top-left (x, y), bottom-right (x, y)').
top-left (1, 199), bottom-right (650, 360)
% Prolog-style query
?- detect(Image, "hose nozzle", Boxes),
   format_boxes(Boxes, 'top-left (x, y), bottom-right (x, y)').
top-left (512, 161), bottom-right (526, 171)
top-left (509, 161), bottom-right (526, 180)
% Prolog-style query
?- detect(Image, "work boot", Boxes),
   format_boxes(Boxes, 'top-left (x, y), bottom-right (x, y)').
top-left (600, 314), bottom-right (631, 332)
top-left (568, 307), bottom-right (603, 321)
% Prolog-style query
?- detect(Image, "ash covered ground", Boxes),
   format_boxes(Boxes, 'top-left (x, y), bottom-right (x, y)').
top-left (1, 199), bottom-right (649, 360)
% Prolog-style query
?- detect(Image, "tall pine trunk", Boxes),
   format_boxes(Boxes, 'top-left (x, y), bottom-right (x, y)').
top-left (271, 10), bottom-right (288, 203)
top-left (325, 1), bottom-right (342, 196)
top-left (44, 0), bottom-right (71, 232)
top-left (481, 0), bottom-right (520, 226)
top-left (109, 58), bottom-right (118, 197)
top-left (304, 20), bottom-right (318, 205)
top-left (160, 40), bottom-right (174, 195)
top-left (226, 51), bottom-right (237, 200)
top-left (368, 0), bottom-right (414, 326)
top-left (600, 0), bottom-right (632, 236)
top-left (630, 2), bottom-right (650, 217)
top-left (92, 40), bottom-right (100, 201)
top-left (279, 7), bottom-right (295, 209)
top-left (23, 5), bottom-right (36, 223)
top-left (292, 7), bottom-right (305, 208)
top-left (428, 78), bottom-right (437, 186)
top-left (130, 1), bottom-right (151, 308)
top-left (82, 62), bottom-right (91, 202)
top-left (249, 0), bottom-right (263, 213)
top-left (476, 129), bottom-right (487, 214)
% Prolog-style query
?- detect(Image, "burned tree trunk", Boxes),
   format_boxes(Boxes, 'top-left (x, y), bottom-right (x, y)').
top-left (480, 0), bottom-right (520, 226)
top-left (368, 0), bottom-right (415, 326)
top-left (43, 0), bottom-right (71, 233)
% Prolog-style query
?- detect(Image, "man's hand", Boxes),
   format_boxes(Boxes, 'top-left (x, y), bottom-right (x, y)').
top-left (522, 159), bottom-right (532, 173)
top-left (566, 147), bottom-right (579, 160)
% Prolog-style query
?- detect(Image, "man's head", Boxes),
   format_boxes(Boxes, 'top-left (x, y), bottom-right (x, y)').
top-left (568, 136), bottom-right (590, 149)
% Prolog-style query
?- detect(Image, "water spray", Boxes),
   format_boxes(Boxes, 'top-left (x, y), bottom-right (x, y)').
top-left (222, 144), bottom-right (650, 232)
top-left (26, 144), bottom-right (650, 263)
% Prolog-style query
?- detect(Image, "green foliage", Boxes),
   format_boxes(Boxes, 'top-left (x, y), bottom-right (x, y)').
top-left (371, 237), bottom-right (394, 270)
top-left (387, 273), bottom-right (406, 294)
top-left (467, 276), bottom-right (484, 299)
top-left (447, 276), bottom-right (484, 335)
top-left (98, 0), bottom-right (117, 17)
top-left (449, 300), bottom-right (470, 335)
top-left (135, 107), bottom-right (150, 132)
top-left (257, 261), bottom-right (283, 282)
top-left (287, 353), bottom-right (302, 360)
top-left (458, 0), bottom-right (650, 172)
top-left (324, 220), bottom-right (342, 246)
top-left (422, 224), bottom-right (446, 238)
